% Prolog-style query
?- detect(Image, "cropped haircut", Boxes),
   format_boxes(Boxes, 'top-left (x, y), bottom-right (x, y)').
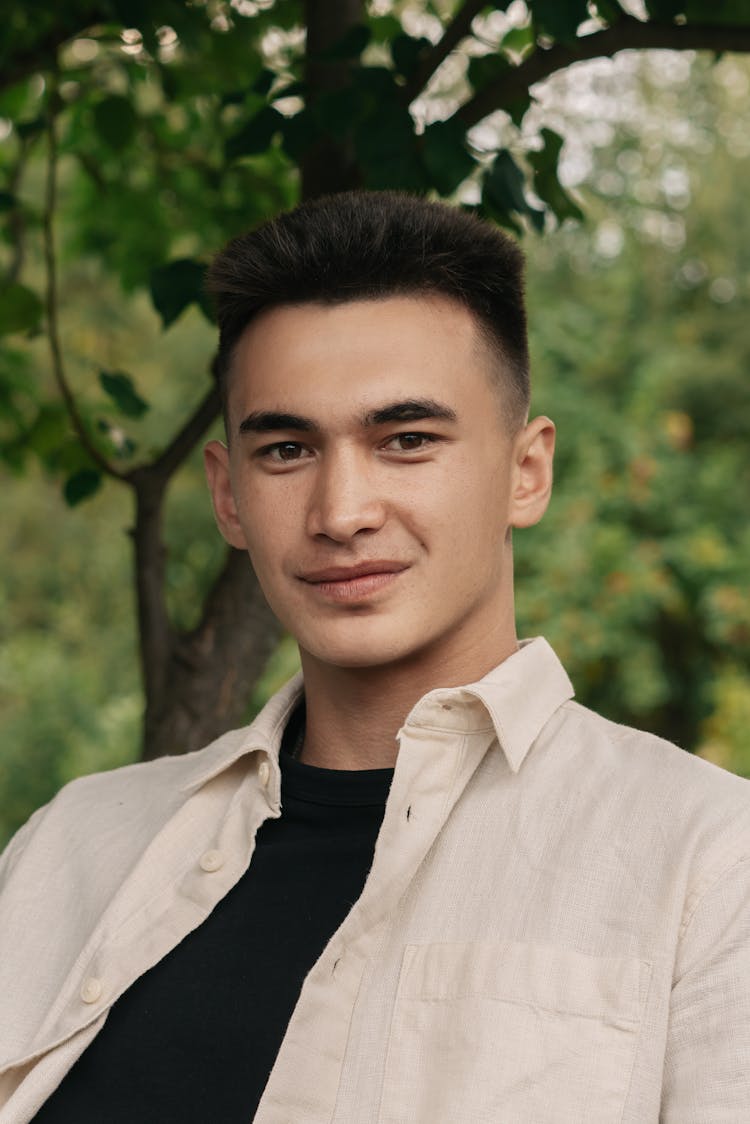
top-left (207, 191), bottom-right (530, 430)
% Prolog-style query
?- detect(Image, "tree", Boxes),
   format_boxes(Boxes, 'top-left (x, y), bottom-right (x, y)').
top-left (2, 0), bottom-right (750, 762)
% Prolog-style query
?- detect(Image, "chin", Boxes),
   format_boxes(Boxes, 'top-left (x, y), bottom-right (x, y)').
top-left (308, 645), bottom-right (409, 671)
top-left (299, 624), bottom-right (444, 674)
top-left (295, 625), bottom-right (414, 670)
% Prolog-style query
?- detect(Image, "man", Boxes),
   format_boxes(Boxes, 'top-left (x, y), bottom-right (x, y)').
top-left (1, 192), bottom-right (749, 1123)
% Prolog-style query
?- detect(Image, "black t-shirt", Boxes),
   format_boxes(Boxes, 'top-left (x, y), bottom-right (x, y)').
top-left (34, 714), bottom-right (393, 1122)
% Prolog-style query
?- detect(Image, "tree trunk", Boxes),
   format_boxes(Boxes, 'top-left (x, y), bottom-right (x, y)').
top-left (302, 0), bottom-right (365, 198)
top-left (135, 3), bottom-right (368, 761)
top-left (141, 549), bottom-right (283, 760)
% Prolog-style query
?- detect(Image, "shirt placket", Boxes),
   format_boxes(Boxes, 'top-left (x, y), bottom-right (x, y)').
top-left (256, 716), bottom-right (496, 1124)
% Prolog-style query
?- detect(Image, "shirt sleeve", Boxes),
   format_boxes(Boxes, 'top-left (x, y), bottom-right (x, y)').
top-left (661, 854), bottom-right (750, 1122)
top-left (0, 803), bottom-right (48, 886)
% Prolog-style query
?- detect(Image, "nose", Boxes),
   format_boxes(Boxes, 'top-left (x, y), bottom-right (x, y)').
top-left (306, 446), bottom-right (387, 543)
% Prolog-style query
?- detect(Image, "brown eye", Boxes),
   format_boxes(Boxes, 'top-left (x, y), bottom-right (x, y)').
top-left (277, 443), bottom-right (303, 460)
top-left (266, 442), bottom-right (307, 462)
top-left (387, 433), bottom-right (437, 453)
top-left (396, 434), bottom-right (424, 450)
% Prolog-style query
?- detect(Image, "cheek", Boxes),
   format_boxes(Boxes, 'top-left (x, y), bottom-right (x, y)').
top-left (233, 472), bottom-right (296, 541)
top-left (432, 461), bottom-right (509, 535)
top-left (434, 471), bottom-right (512, 578)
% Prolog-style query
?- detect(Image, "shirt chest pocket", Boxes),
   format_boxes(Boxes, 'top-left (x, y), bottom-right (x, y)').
top-left (378, 940), bottom-right (651, 1124)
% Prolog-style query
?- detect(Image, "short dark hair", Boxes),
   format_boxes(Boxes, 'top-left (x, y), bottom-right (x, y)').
top-left (207, 190), bottom-right (530, 428)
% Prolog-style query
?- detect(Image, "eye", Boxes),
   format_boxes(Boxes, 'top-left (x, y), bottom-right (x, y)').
top-left (384, 432), bottom-right (438, 453)
top-left (260, 441), bottom-right (311, 463)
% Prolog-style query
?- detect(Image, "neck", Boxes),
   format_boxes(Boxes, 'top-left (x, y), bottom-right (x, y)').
top-left (296, 625), bottom-right (518, 770)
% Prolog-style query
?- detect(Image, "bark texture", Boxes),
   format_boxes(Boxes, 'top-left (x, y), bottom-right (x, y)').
top-left (301, 0), bottom-right (366, 198)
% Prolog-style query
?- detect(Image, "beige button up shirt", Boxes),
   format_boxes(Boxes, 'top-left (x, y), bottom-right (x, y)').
top-left (2, 638), bottom-right (750, 1123)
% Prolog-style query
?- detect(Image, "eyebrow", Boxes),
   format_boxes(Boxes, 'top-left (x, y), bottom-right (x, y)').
top-left (363, 398), bottom-right (458, 426)
top-left (238, 398), bottom-right (457, 437)
top-left (238, 411), bottom-right (315, 435)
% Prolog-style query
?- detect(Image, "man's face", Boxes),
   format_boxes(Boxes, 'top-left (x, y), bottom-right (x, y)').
top-left (205, 295), bottom-right (553, 678)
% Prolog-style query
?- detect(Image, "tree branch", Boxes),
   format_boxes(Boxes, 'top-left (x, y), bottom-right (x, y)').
top-left (137, 382), bottom-right (221, 485)
top-left (402, 0), bottom-right (488, 104)
top-left (129, 474), bottom-right (174, 721)
top-left (42, 79), bottom-right (124, 481)
top-left (457, 17), bottom-right (750, 130)
top-left (124, 379), bottom-right (222, 715)
top-left (5, 146), bottom-right (30, 285)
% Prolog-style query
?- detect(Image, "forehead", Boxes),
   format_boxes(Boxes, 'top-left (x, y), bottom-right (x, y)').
top-left (227, 294), bottom-right (495, 424)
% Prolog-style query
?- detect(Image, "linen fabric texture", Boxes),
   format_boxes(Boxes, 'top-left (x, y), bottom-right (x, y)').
top-left (1, 638), bottom-right (749, 1123)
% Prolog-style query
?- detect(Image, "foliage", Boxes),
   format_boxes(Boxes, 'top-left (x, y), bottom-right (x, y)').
top-left (1, 2), bottom-right (750, 835)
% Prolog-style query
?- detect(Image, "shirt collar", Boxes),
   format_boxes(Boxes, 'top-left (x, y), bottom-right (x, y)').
top-left (180, 637), bottom-right (573, 792)
top-left (180, 671), bottom-right (304, 794)
top-left (401, 638), bottom-right (574, 774)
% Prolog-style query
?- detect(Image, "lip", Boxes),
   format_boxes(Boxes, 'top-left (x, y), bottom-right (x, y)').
top-left (299, 561), bottom-right (408, 583)
top-left (298, 561), bottom-right (409, 602)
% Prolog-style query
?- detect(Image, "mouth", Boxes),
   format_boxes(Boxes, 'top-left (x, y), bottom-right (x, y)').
top-left (298, 561), bottom-right (409, 602)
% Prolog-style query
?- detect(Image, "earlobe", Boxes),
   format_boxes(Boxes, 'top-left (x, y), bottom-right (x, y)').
top-left (510, 416), bottom-right (556, 530)
top-left (203, 440), bottom-right (248, 550)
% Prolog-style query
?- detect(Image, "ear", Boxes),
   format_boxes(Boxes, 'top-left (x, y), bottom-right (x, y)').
top-left (510, 416), bottom-right (556, 529)
top-left (204, 440), bottom-right (248, 550)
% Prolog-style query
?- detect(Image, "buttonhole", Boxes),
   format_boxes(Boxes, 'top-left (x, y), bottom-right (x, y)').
top-left (332, 958), bottom-right (340, 976)
top-left (406, 805), bottom-right (411, 821)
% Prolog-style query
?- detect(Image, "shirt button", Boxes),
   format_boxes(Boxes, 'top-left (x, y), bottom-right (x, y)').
top-left (199, 849), bottom-right (224, 872)
top-left (80, 977), bottom-right (103, 1004)
top-left (258, 761), bottom-right (271, 788)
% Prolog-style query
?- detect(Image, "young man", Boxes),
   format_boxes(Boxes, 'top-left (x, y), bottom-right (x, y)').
top-left (1, 192), bottom-right (749, 1123)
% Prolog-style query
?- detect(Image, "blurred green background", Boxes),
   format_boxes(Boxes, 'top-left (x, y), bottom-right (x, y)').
top-left (1, 17), bottom-right (749, 847)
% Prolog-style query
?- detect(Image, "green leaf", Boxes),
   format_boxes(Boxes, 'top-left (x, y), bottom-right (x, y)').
top-left (501, 24), bottom-right (535, 56)
top-left (467, 53), bottom-right (510, 92)
top-left (63, 468), bottom-right (102, 507)
top-left (391, 34), bottom-right (431, 80)
top-left (528, 128), bottom-right (584, 223)
top-left (225, 106), bottom-right (284, 161)
top-left (507, 91), bottom-right (533, 128)
top-left (0, 283), bottom-right (43, 336)
top-left (355, 100), bottom-right (427, 192)
top-left (15, 117), bottom-right (45, 141)
top-left (99, 371), bottom-right (149, 419)
top-left (149, 259), bottom-right (210, 329)
top-left (421, 119), bottom-right (476, 196)
top-left (92, 96), bottom-right (137, 151)
top-left (25, 405), bottom-right (69, 463)
top-left (0, 78), bottom-right (34, 119)
top-left (482, 150), bottom-right (545, 231)
top-left (466, 53), bottom-right (532, 124)
top-left (530, 0), bottom-right (590, 40)
top-left (253, 68), bottom-right (277, 97)
top-left (370, 15), bottom-right (403, 42)
top-left (0, 191), bottom-right (16, 212)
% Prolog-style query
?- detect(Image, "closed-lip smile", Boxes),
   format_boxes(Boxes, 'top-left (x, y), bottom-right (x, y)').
top-left (297, 561), bottom-right (409, 602)
top-left (299, 561), bottom-right (408, 583)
